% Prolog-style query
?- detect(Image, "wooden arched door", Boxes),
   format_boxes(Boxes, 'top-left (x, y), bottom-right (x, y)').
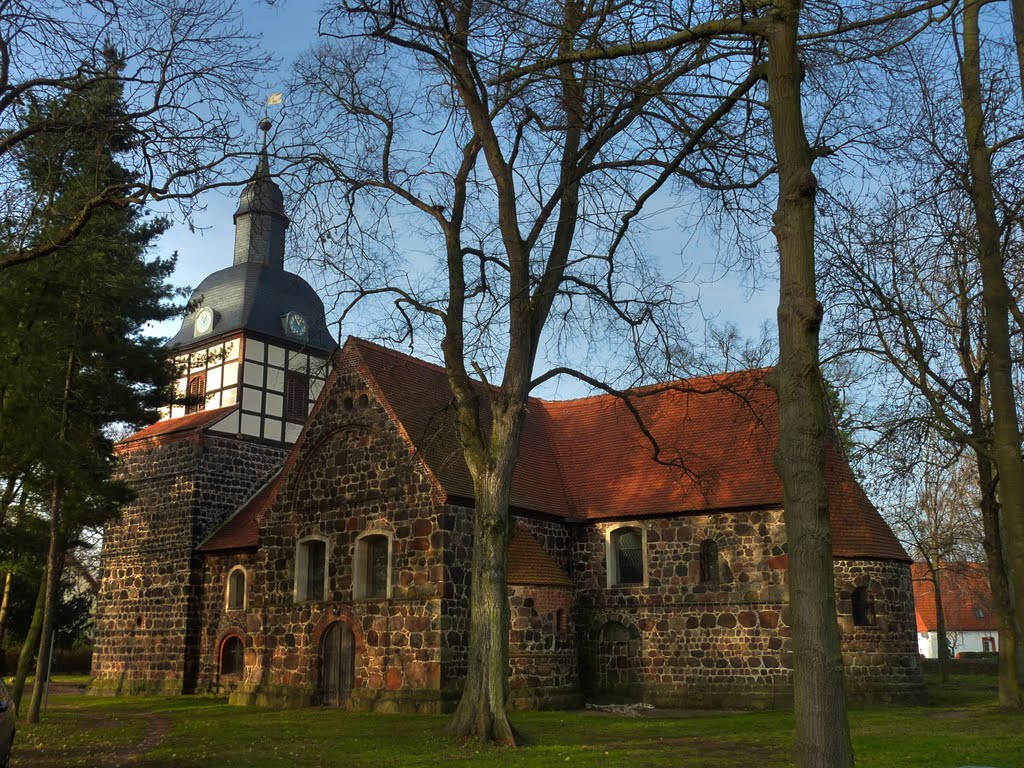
top-left (319, 621), bottom-right (355, 706)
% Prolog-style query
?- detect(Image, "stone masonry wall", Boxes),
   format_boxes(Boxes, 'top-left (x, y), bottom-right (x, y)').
top-left (441, 509), bottom-right (579, 707)
top-left (835, 558), bottom-right (926, 702)
top-left (220, 371), bottom-right (448, 712)
top-left (574, 509), bottom-right (924, 708)
top-left (92, 434), bottom-right (286, 695)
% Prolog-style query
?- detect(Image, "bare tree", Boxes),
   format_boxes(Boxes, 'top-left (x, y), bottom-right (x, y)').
top-left (0, 0), bottom-right (273, 271)
top-left (285, 0), bottom-right (780, 744)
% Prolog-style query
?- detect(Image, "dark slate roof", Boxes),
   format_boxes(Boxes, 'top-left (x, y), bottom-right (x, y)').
top-left (167, 262), bottom-right (335, 352)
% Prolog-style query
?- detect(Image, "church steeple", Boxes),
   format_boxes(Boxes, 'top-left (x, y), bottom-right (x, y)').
top-left (233, 118), bottom-right (288, 269)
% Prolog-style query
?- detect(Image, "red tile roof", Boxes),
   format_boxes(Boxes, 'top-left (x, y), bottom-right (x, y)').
top-left (507, 526), bottom-right (574, 587)
top-left (116, 406), bottom-right (238, 449)
top-left (199, 338), bottom-right (909, 562)
top-left (199, 470), bottom-right (283, 552)
top-left (912, 563), bottom-right (995, 632)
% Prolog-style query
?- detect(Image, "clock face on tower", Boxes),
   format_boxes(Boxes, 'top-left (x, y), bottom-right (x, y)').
top-left (194, 307), bottom-right (214, 336)
top-left (285, 311), bottom-right (308, 339)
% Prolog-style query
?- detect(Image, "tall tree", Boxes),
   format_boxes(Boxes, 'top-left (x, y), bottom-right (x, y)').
top-left (0, 0), bottom-right (272, 271)
top-left (293, 0), bottom-right (766, 743)
top-left (0, 49), bottom-right (178, 723)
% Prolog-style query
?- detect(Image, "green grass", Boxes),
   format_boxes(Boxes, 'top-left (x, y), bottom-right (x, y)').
top-left (10, 673), bottom-right (1024, 768)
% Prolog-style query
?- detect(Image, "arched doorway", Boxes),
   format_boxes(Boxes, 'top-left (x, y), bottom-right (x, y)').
top-left (319, 621), bottom-right (355, 706)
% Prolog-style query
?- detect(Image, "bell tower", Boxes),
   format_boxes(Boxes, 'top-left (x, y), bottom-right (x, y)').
top-left (91, 123), bottom-right (338, 695)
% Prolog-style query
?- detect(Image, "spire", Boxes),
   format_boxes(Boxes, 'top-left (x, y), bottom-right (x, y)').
top-left (233, 118), bottom-right (288, 269)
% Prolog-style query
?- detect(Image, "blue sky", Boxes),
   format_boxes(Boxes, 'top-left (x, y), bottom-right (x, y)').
top-left (150, 1), bottom-right (780, 396)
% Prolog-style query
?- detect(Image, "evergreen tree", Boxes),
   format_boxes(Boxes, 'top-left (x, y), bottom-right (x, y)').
top-left (0, 48), bottom-right (178, 720)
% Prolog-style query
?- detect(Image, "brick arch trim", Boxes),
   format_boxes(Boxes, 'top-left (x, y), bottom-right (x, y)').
top-left (310, 606), bottom-right (366, 653)
top-left (288, 423), bottom-right (375, 507)
top-left (589, 612), bottom-right (642, 640)
top-left (214, 626), bottom-right (248, 676)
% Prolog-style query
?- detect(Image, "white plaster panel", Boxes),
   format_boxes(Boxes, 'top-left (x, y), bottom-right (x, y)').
top-left (265, 367), bottom-right (285, 393)
top-left (209, 411), bottom-right (240, 434)
top-left (288, 352), bottom-right (308, 372)
top-left (310, 357), bottom-right (329, 377)
top-left (244, 339), bottom-right (265, 362)
top-left (242, 386), bottom-right (263, 412)
top-left (240, 414), bottom-right (261, 437)
top-left (222, 362), bottom-right (239, 387)
top-left (310, 377), bottom-right (325, 399)
top-left (221, 388), bottom-right (238, 407)
top-left (243, 361), bottom-right (264, 387)
top-left (285, 422), bottom-right (303, 443)
top-left (206, 366), bottom-right (222, 391)
top-left (170, 405), bottom-right (185, 419)
top-left (205, 391), bottom-right (221, 409)
top-left (176, 377), bottom-right (187, 397)
top-left (267, 344), bottom-right (285, 368)
top-left (262, 417), bottom-right (282, 441)
top-left (224, 338), bottom-right (240, 361)
top-left (265, 393), bottom-right (283, 418)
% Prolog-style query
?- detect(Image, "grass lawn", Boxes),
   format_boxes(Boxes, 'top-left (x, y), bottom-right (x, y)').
top-left (8, 672), bottom-right (1022, 767)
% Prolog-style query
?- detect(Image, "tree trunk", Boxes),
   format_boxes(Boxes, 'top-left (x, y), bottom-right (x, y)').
top-left (764, 5), bottom-right (854, 767)
top-left (960, 0), bottom-right (1024, 709)
top-left (27, 477), bottom-right (63, 723)
top-left (446, 470), bottom-right (515, 745)
top-left (0, 571), bottom-right (11, 649)
top-left (1011, 0), bottom-right (1024, 97)
top-left (12, 574), bottom-right (45, 713)
top-left (930, 561), bottom-right (951, 683)
top-left (974, 447), bottom-right (1024, 704)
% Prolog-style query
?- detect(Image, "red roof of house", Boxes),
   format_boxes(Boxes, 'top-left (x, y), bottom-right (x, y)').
top-left (507, 526), bottom-right (574, 587)
top-left (912, 563), bottom-right (996, 632)
top-left (116, 405), bottom-right (238, 449)
top-left (198, 337), bottom-right (909, 562)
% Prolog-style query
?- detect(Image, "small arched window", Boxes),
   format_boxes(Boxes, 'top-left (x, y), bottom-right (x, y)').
top-left (699, 540), bottom-right (720, 584)
top-left (608, 526), bottom-right (645, 586)
top-left (556, 608), bottom-right (567, 636)
top-left (295, 536), bottom-right (328, 602)
top-left (354, 533), bottom-right (391, 599)
top-left (226, 567), bottom-right (246, 611)
top-left (852, 586), bottom-right (876, 627)
top-left (185, 373), bottom-right (207, 414)
top-left (220, 635), bottom-right (244, 677)
top-left (284, 371), bottom-right (309, 422)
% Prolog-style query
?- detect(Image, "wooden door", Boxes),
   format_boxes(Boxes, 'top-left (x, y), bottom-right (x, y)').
top-left (320, 622), bottom-right (355, 706)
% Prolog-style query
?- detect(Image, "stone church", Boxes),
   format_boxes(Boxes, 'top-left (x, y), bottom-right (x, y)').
top-left (91, 148), bottom-right (925, 712)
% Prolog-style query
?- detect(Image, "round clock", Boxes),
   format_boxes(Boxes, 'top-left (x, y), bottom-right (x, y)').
top-left (194, 307), bottom-right (214, 336)
top-left (287, 312), bottom-right (308, 339)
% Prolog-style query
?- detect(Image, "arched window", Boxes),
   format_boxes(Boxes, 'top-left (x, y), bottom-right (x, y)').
top-left (284, 371), bottom-right (309, 422)
top-left (556, 608), bottom-right (567, 636)
top-left (220, 635), bottom-right (244, 677)
top-left (354, 533), bottom-right (391, 599)
top-left (185, 373), bottom-right (207, 414)
top-left (852, 586), bottom-right (876, 627)
top-left (699, 539), bottom-right (720, 584)
top-left (295, 536), bottom-right (328, 602)
top-left (226, 567), bottom-right (246, 611)
top-left (607, 526), bottom-right (645, 586)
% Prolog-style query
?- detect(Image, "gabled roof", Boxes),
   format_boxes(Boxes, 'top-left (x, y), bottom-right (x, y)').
top-left (912, 563), bottom-right (995, 632)
top-left (198, 469), bottom-right (283, 553)
top-left (199, 337), bottom-right (910, 562)
top-left (507, 526), bottom-right (574, 587)
top-left (116, 405), bottom-right (238, 450)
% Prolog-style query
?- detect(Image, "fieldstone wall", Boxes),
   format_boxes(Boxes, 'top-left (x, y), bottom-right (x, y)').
top-left (91, 433), bottom-right (286, 695)
top-left (835, 558), bottom-right (926, 702)
top-left (228, 370), bottom-right (449, 712)
top-left (573, 509), bottom-right (923, 707)
top-left (508, 584), bottom-right (579, 708)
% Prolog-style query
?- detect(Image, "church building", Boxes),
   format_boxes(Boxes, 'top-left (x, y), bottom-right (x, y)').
top-left (90, 145), bottom-right (926, 711)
